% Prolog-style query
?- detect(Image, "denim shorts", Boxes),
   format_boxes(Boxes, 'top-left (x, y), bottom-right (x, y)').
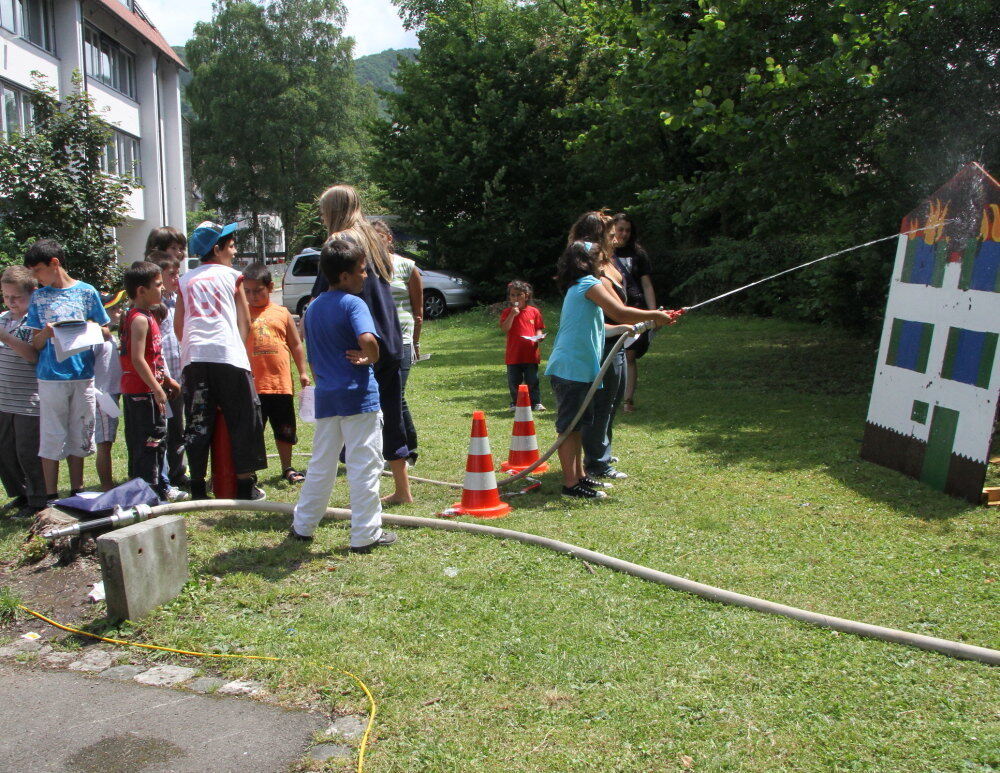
top-left (550, 376), bottom-right (595, 433)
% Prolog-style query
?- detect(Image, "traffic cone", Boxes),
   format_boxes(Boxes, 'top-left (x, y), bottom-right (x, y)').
top-left (210, 408), bottom-right (237, 499)
top-left (448, 410), bottom-right (510, 518)
top-left (501, 384), bottom-right (549, 473)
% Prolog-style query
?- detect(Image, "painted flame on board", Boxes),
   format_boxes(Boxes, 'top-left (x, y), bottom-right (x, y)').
top-left (978, 203), bottom-right (1000, 242)
top-left (902, 199), bottom-right (950, 244)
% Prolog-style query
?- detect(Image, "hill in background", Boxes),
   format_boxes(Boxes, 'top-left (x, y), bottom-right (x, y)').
top-left (354, 48), bottom-right (417, 94)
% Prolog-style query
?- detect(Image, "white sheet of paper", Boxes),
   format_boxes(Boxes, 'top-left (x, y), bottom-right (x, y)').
top-left (622, 333), bottom-right (640, 349)
top-left (521, 333), bottom-right (545, 342)
top-left (415, 352), bottom-right (432, 362)
top-left (52, 321), bottom-right (104, 362)
top-left (299, 385), bottom-right (315, 423)
top-left (94, 388), bottom-right (120, 418)
top-left (164, 400), bottom-right (173, 420)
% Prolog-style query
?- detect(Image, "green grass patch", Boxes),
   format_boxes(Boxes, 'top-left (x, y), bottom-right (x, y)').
top-left (1, 308), bottom-right (997, 771)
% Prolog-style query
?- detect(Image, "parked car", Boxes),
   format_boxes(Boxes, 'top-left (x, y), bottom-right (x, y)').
top-left (280, 248), bottom-right (474, 319)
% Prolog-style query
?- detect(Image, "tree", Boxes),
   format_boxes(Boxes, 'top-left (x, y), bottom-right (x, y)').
top-left (373, 0), bottom-right (585, 293)
top-left (186, 0), bottom-right (373, 260)
top-left (0, 74), bottom-right (133, 287)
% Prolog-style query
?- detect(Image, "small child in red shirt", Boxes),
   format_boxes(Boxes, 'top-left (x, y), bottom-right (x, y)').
top-left (499, 280), bottom-right (546, 411)
top-left (120, 261), bottom-right (180, 500)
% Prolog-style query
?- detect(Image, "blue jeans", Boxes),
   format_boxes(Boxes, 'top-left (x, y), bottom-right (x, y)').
top-left (582, 344), bottom-right (626, 475)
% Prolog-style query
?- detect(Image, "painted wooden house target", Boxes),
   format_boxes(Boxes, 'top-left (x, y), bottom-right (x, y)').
top-left (861, 162), bottom-right (1000, 502)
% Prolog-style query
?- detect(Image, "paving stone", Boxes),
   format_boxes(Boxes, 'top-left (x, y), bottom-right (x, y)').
top-left (133, 665), bottom-right (197, 687)
top-left (41, 651), bottom-right (77, 668)
top-left (186, 677), bottom-right (226, 694)
top-left (99, 665), bottom-right (146, 681)
top-left (7, 638), bottom-right (43, 653)
top-left (308, 743), bottom-right (353, 762)
top-left (216, 679), bottom-right (264, 696)
top-left (68, 650), bottom-right (114, 672)
top-left (324, 715), bottom-right (366, 741)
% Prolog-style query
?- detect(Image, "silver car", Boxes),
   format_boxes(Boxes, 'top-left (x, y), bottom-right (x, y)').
top-left (280, 248), bottom-right (474, 319)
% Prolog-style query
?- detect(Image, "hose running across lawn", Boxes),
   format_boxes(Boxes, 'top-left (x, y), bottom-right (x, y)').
top-left (133, 500), bottom-right (999, 666)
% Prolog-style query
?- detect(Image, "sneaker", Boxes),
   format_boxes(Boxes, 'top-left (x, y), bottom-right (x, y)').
top-left (561, 483), bottom-right (608, 499)
top-left (349, 530), bottom-right (398, 554)
top-left (592, 468), bottom-right (629, 480)
top-left (532, 403), bottom-right (546, 412)
top-left (581, 476), bottom-right (612, 489)
top-left (508, 403), bottom-right (516, 411)
top-left (609, 456), bottom-right (619, 464)
top-left (163, 486), bottom-right (190, 503)
top-left (12, 505), bottom-right (36, 520)
top-left (286, 528), bottom-right (313, 543)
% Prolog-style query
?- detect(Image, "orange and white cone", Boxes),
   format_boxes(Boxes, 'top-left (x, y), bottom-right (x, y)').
top-left (446, 410), bottom-right (511, 519)
top-left (501, 384), bottom-right (549, 474)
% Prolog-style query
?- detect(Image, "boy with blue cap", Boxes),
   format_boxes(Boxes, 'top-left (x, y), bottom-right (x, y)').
top-left (174, 222), bottom-right (267, 501)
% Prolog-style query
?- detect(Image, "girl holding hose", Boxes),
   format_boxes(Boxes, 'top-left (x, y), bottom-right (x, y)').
top-left (545, 218), bottom-right (682, 499)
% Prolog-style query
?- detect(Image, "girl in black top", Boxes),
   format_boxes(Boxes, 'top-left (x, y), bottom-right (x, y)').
top-left (612, 213), bottom-right (656, 413)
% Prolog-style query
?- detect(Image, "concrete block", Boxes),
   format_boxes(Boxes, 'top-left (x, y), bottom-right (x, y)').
top-left (97, 515), bottom-right (188, 622)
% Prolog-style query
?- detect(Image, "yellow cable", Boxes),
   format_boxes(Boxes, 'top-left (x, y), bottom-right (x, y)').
top-left (17, 604), bottom-right (376, 773)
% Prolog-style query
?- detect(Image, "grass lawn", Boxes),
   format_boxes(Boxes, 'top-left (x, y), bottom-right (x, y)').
top-left (2, 305), bottom-right (998, 771)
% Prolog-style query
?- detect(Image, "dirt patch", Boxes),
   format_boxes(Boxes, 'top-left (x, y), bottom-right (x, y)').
top-left (0, 552), bottom-right (102, 641)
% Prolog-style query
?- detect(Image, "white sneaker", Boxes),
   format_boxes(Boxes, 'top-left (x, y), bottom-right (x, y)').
top-left (164, 486), bottom-right (190, 503)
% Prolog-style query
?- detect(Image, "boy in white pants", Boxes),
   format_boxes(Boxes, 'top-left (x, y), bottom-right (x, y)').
top-left (288, 239), bottom-right (397, 553)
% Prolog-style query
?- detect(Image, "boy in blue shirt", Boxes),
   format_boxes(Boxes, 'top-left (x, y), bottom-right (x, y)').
top-left (288, 239), bottom-right (397, 553)
top-left (23, 240), bottom-right (110, 501)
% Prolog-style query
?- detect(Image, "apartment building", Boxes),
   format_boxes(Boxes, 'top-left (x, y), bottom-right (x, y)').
top-left (1, 0), bottom-right (186, 260)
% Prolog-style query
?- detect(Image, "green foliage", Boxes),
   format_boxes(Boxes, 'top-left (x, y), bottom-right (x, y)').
top-left (0, 74), bottom-right (133, 287)
top-left (186, 0), bottom-right (375, 258)
top-left (0, 586), bottom-right (23, 622)
top-left (372, 1), bottom-right (588, 296)
top-left (379, 0), bottom-right (999, 328)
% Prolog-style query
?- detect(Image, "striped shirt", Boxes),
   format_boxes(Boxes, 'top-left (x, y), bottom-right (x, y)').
top-left (0, 311), bottom-right (40, 416)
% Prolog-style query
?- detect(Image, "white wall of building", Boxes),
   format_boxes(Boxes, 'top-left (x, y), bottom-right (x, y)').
top-left (1, 0), bottom-right (186, 264)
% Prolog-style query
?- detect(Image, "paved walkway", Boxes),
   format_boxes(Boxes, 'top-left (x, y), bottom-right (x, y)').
top-left (0, 662), bottom-right (324, 772)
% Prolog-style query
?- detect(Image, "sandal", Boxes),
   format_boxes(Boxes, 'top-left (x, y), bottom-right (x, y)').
top-left (283, 467), bottom-right (305, 484)
top-left (622, 400), bottom-right (635, 414)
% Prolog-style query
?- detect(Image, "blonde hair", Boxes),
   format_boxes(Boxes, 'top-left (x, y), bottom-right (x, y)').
top-left (318, 185), bottom-right (392, 282)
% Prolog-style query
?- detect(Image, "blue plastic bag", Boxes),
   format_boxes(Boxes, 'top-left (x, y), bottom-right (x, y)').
top-left (54, 478), bottom-right (160, 520)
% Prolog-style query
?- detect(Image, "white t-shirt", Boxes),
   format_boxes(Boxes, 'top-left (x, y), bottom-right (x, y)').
top-left (177, 262), bottom-right (251, 371)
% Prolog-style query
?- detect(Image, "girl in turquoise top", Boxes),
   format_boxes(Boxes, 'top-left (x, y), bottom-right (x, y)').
top-left (545, 220), bottom-right (681, 499)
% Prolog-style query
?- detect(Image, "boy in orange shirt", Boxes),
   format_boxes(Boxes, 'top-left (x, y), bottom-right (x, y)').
top-left (243, 263), bottom-right (310, 483)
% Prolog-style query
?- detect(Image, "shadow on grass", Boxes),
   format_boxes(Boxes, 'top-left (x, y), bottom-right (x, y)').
top-left (615, 319), bottom-right (976, 519)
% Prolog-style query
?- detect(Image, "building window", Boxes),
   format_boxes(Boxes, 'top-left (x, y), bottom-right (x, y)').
top-left (100, 128), bottom-right (141, 183)
top-left (886, 318), bottom-right (934, 373)
top-left (900, 237), bottom-right (947, 288)
top-left (84, 24), bottom-right (137, 99)
top-left (2, 0), bottom-right (54, 52)
top-left (941, 326), bottom-right (998, 389)
top-left (0, 79), bottom-right (33, 138)
top-left (958, 236), bottom-right (1000, 294)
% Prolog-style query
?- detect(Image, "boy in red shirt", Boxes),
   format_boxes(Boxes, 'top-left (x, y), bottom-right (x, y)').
top-left (120, 261), bottom-right (180, 500)
top-left (499, 280), bottom-right (545, 410)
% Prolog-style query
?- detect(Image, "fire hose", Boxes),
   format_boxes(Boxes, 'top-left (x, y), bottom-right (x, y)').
top-left (42, 499), bottom-right (1000, 666)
